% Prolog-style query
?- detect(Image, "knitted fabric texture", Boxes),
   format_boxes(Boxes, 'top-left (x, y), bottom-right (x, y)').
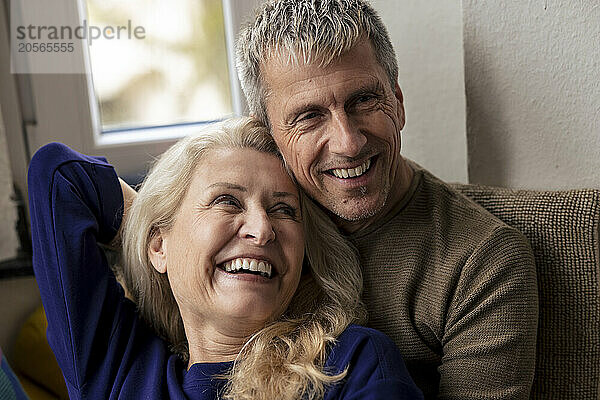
top-left (453, 184), bottom-right (600, 400)
top-left (350, 165), bottom-right (538, 400)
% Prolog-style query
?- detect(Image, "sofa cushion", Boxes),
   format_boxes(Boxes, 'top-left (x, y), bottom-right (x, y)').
top-left (452, 184), bottom-right (600, 400)
top-left (12, 306), bottom-right (68, 399)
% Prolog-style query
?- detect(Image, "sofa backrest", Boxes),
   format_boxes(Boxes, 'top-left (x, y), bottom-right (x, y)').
top-left (452, 184), bottom-right (600, 400)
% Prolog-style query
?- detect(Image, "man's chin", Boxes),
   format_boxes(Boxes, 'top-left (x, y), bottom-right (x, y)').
top-left (326, 196), bottom-right (387, 224)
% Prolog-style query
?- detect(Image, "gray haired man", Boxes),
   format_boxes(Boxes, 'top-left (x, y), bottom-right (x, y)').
top-left (236, 1), bottom-right (538, 398)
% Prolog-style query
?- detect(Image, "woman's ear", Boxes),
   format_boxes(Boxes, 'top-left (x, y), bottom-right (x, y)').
top-left (148, 230), bottom-right (167, 273)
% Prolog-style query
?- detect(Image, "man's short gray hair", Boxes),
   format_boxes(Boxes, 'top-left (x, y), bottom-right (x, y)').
top-left (236, 0), bottom-right (398, 125)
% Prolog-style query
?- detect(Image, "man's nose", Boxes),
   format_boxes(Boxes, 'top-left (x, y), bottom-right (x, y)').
top-left (328, 113), bottom-right (367, 157)
top-left (239, 210), bottom-right (275, 245)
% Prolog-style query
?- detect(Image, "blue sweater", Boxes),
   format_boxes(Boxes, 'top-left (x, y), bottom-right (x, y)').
top-left (28, 142), bottom-right (423, 400)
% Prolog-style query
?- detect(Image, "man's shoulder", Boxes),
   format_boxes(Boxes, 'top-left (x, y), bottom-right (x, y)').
top-left (388, 163), bottom-right (517, 240)
top-left (352, 162), bottom-right (535, 288)
top-left (417, 164), bottom-right (507, 229)
top-left (354, 162), bottom-right (533, 266)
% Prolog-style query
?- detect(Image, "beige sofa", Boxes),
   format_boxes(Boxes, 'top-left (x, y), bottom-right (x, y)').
top-left (452, 184), bottom-right (600, 399)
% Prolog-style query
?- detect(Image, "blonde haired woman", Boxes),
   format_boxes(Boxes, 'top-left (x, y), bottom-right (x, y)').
top-left (29, 118), bottom-right (422, 399)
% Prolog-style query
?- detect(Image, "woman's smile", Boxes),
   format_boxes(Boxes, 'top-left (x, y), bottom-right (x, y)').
top-left (219, 257), bottom-right (275, 279)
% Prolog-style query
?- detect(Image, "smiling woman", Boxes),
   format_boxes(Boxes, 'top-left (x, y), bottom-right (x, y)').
top-left (28, 117), bottom-right (423, 399)
top-left (146, 146), bottom-right (305, 343)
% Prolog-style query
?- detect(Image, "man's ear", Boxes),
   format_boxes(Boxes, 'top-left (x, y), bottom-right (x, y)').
top-left (148, 230), bottom-right (167, 274)
top-left (394, 82), bottom-right (406, 129)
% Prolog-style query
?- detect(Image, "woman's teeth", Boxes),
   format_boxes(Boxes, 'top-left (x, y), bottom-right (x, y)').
top-left (331, 158), bottom-right (371, 179)
top-left (223, 258), bottom-right (273, 278)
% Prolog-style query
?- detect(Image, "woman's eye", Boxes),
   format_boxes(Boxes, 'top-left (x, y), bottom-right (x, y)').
top-left (298, 111), bottom-right (320, 123)
top-left (270, 204), bottom-right (298, 219)
top-left (212, 195), bottom-right (241, 208)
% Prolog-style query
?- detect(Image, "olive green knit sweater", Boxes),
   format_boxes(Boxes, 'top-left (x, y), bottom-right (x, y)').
top-left (349, 163), bottom-right (538, 400)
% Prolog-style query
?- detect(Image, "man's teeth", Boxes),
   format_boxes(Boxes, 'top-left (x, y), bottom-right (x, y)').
top-left (331, 158), bottom-right (371, 179)
top-left (223, 258), bottom-right (273, 278)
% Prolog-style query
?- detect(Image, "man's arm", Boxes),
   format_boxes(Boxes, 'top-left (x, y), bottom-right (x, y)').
top-left (439, 226), bottom-right (538, 400)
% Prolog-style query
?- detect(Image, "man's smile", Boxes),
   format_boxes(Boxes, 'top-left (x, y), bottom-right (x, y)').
top-left (327, 157), bottom-right (372, 179)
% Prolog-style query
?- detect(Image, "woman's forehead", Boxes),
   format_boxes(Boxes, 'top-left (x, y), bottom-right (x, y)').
top-left (192, 147), bottom-right (298, 196)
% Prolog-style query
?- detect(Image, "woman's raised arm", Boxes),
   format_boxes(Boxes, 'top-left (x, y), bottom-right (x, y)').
top-left (28, 143), bottom-right (129, 397)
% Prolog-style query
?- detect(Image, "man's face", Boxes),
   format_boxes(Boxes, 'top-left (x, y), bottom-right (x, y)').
top-left (262, 40), bottom-right (405, 224)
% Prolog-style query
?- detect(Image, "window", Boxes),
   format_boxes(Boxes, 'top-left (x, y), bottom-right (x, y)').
top-left (13, 0), bottom-right (261, 183)
top-left (87, 0), bottom-right (233, 134)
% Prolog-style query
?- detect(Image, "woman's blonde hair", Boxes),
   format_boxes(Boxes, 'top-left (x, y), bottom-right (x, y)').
top-left (121, 117), bottom-right (366, 400)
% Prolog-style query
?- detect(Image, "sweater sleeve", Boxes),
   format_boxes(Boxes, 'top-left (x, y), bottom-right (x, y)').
top-left (439, 226), bottom-right (538, 400)
top-left (28, 142), bottom-right (126, 395)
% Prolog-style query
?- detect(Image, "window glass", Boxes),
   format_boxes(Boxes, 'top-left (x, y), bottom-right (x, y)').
top-left (86, 0), bottom-right (233, 132)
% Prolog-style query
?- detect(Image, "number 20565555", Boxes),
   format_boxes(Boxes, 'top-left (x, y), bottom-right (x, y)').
top-left (18, 42), bottom-right (74, 52)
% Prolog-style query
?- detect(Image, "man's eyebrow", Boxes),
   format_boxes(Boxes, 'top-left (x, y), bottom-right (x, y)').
top-left (206, 182), bottom-right (247, 192)
top-left (347, 81), bottom-right (385, 99)
top-left (286, 81), bottom-right (386, 119)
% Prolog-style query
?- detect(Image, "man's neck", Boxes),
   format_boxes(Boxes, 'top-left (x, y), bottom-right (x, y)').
top-left (335, 157), bottom-right (414, 235)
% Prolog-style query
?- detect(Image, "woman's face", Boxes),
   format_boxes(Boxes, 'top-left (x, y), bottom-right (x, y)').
top-left (149, 147), bottom-right (304, 335)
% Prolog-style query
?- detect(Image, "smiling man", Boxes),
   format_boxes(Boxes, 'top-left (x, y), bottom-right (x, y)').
top-left (260, 39), bottom-right (411, 232)
top-left (236, 1), bottom-right (538, 399)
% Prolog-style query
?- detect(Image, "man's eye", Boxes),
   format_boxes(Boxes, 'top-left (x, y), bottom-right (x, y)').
top-left (356, 94), bottom-right (376, 104)
top-left (212, 195), bottom-right (241, 208)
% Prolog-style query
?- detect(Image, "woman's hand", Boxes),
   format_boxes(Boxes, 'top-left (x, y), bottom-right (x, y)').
top-left (119, 178), bottom-right (138, 219)
top-left (111, 178), bottom-right (137, 248)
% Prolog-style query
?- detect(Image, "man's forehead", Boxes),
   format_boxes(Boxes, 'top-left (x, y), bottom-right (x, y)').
top-left (262, 42), bottom-right (379, 83)
top-left (261, 38), bottom-right (375, 70)
top-left (259, 50), bottom-right (329, 83)
top-left (261, 43), bottom-right (385, 94)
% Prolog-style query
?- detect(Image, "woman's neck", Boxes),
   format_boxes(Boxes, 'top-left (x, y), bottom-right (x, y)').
top-left (184, 321), bottom-right (258, 369)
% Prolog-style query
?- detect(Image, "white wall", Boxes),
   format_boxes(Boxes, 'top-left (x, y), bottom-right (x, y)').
top-left (372, 0), bottom-right (468, 183)
top-left (463, 1), bottom-right (600, 190)
top-left (0, 108), bottom-right (18, 261)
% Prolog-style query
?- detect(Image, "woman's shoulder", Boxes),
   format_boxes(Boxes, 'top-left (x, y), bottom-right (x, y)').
top-left (328, 324), bottom-right (407, 378)
top-left (338, 324), bottom-right (395, 341)
top-left (335, 324), bottom-right (398, 356)
top-left (325, 325), bottom-right (423, 399)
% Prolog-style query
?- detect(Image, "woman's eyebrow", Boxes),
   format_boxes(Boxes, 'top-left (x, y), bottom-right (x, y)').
top-left (273, 191), bottom-right (298, 200)
top-left (206, 182), bottom-right (247, 192)
top-left (273, 192), bottom-right (298, 197)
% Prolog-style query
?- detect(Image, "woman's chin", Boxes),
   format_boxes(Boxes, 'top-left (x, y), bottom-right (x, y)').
top-left (216, 296), bottom-right (285, 328)
top-left (212, 267), bottom-right (285, 315)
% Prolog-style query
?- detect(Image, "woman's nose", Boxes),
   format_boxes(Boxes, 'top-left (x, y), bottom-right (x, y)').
top-left (239, 210), bottom-right (275, 245)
